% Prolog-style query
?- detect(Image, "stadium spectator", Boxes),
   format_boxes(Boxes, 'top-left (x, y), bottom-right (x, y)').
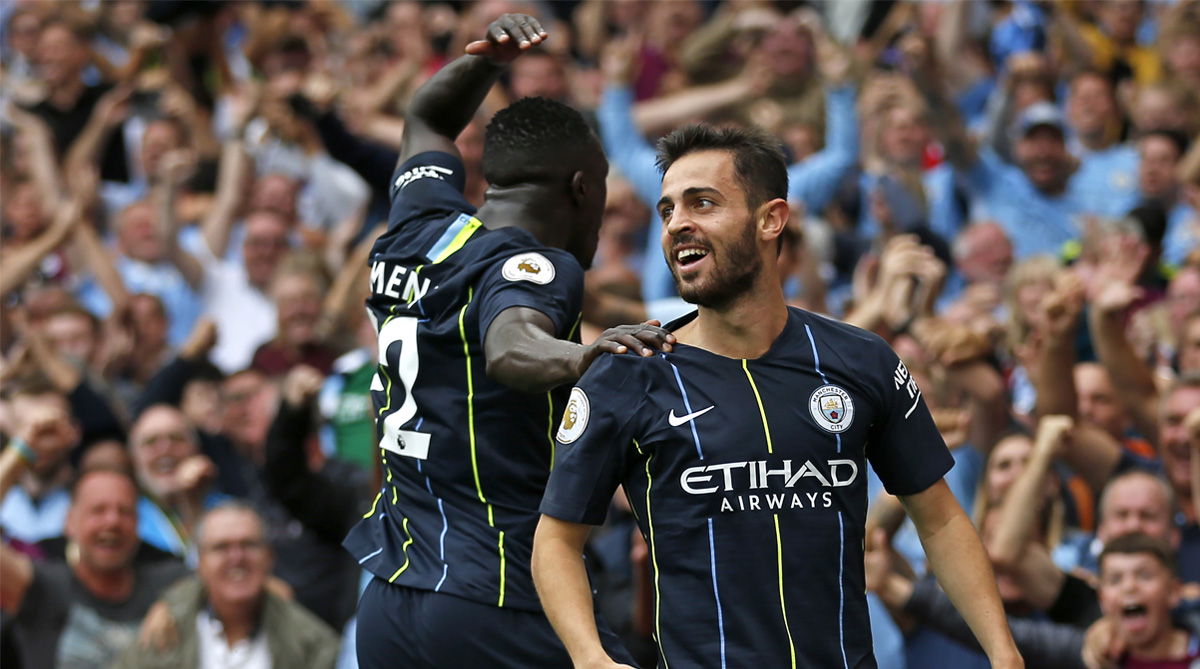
top-left (113, 502), bottom-right (339, 668)
top-left (0, 468), bottom-right (189, 668)
top-left (0, 379), bottom-right (78, 543)
top-left (129, 404), bottom-right (221, 557)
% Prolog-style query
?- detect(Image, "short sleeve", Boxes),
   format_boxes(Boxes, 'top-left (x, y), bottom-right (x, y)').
top-left (16, 562), bottom-right (70, 627)
top-left (475, 248), bottom-right (585, 341)
top-left (864, 345), bottom-right (954, 496)
top-left (540, 355), bottom-right (644, 525)
top-left (387, 151), bottom-right (473, 232)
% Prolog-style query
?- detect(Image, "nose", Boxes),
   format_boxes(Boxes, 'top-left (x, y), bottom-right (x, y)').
top-left (664, 208), bottom-right (695, 239)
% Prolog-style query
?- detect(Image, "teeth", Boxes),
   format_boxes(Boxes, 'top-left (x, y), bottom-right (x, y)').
top-left (1123, 604), bottom-right (1147, 615)
top-left (677, 248), bottom-right (709, 263)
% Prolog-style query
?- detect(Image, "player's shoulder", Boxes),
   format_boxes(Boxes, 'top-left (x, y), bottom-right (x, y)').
top-left (788, 307), bottom-right (900, 376)
top-left (578, 348), bottom-right (659, 390)
top-left (475, 233), bottom-right (583, 284)
top-left (791, 307), bottom-right (893, 353)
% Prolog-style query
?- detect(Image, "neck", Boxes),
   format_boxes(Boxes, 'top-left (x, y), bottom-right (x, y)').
top-left (213, 596), bottom-right (263, 647)
top-left (676, 276), bottom-right (789, 359)
top-left (475, 189), bottom-right (570, 248)
top-left (74, 561), bottom-right (134, 601)
top-left (47, 78), bottom-right (84, 108)
top-left (1036, 178), bottom-right (1068, 197)
top-left (1128, 627), bottom-right (1187, 660)
top-left (1144, 189), bottom-right (1178, 206)
top-left (21, 466), bottom-right (69, 499)
top-left (1078, 130), bottom-right (1112, 151)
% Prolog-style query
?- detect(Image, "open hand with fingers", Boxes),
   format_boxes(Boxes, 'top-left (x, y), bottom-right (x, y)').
top-left (465, 14), bottom-right (549, 63)
top-left (577, 320), bottom-right (676, 377)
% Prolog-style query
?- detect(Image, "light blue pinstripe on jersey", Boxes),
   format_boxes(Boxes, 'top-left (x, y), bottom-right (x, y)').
top-left (415, 418), bottom-right (452, 592)
top-left (669, 355), bottom-right (723, 662)
top-left (666, 356), bottom-right (705, 459)
top-left (804, 323), bottom-right (849, 669)
top-left (707, 518), bottom-right (727, 669)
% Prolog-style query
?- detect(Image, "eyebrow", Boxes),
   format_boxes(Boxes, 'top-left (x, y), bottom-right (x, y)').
top-left (657, 186), bottom-right (721, 211)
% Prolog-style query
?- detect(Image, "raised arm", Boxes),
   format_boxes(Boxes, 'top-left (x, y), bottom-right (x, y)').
top-left (0, 200), bottom-right (79, 295)
top-left (398, 14), bottom-right (548, 166)
top-left (902, 479), bottom-right (1024, 668)
top-left (1034, 276), bottom-right (1085, 420)
top-left (63, 86), bottom-right (130, 180)
top-left (596, 36), bottom-right (671, 212)
top-left (200, 125), bottom-right (252, 259)
top-left (912, 53), bottom-right (979, 172)
top-left (1088, 279), bottom-right (1160, 447)
top-left (317, 224), bottom-right (383, 343)
top-left (632, 66), bottom-right (770, 137)
top-left (156, 151), bottom-right (204, 290)
top-left (786, 40), bottom-right (860, 212)
top-left (916, 319), bottom-right (1011, 455)
top-left (265, 366), bottom-right (369, 543)
top-left (987, 415), bottom-right (1072, 571)
top-left (6, 105), bottom-right (66, 214)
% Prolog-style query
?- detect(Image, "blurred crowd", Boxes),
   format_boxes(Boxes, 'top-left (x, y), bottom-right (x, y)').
top-left (0, 0), bottom-right (1198, 668)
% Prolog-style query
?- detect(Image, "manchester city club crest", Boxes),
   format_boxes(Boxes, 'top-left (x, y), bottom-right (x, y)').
top-left (809, 385), bottom-right (854, 433)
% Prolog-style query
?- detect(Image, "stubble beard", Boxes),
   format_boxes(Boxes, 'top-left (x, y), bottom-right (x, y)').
top-left (670, 218), bottom-right (762, 310)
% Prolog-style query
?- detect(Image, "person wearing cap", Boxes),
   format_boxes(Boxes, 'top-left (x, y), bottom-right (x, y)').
top-left (920, 78), bottom-right (1117, 261)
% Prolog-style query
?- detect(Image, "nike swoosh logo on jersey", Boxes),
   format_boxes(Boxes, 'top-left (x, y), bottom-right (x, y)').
top-left (668, 406), bottom-right (715, 426)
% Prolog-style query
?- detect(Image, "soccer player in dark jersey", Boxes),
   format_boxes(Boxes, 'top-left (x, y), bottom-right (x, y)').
top-left (343, 14), bottom-right (673, 669)
top-left (533, 125), bottom-right (1025, 669)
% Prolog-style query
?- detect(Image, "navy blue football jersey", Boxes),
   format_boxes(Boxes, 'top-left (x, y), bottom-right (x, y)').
top-left (343, 151), bottom-right (585, 611)
top-left (541, 307), bottom-right (954, 668)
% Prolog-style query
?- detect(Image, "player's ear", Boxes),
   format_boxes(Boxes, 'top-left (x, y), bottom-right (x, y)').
top-left (570, 171), bottom-right (587, 207)
top-left (758, 198), bottom-right (790, 245)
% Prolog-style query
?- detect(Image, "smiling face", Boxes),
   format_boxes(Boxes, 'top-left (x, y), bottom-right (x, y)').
top-left (879, 106), bottom-right (928, 166)
top-left (270, 272), bottom-right (323, 348)
top-left (1075, 363), bottom-right (1129, 440)
top-left (117, 202), bottom-right (163, 263)
top-left (66, 470), bottom-right (139, 574)
top-left (1099, 551), bottom-right (1179, 651)
top-left (984, 434), bottom-right (1034, 505)
top-left (1137, 135), bottom-right (1181, 200)
top-left (197, 507), bottom-right (272, 613)
top-left (1016, 126), bottom-right (1070, 193)
top-left (130, 405), bottom-right (199, 500)
top-left (1067, 73), bottom-right (1116, 140)
top-left (1159, 384), bottom-right (1200, 498)
top-left (659, 150), bottom-right (764, 309)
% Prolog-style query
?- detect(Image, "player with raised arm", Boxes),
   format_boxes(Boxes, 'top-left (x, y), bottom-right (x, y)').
top-left (343, 14), bottom-right (672, 669)
top-left (533, 124), bottom-right (1023, 669)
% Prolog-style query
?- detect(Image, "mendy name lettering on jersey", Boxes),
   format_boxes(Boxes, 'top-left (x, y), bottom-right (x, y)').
top-left (370, 259), bottom-right (430, 304)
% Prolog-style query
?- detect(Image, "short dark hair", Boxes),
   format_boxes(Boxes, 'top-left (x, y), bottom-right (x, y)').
top-left (1139, 127), bottom-right (1191, 158)
top-left (4, 374), bottom-right (67, 402)
top-left (1099, 532), bottom-right (1176, 575)
top-left (655, 124), bottom-right (789, 211)
top-left (1126, 202), bottom-right (1169, 246)
top-left (482, 97), bottom-right (598, 186)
